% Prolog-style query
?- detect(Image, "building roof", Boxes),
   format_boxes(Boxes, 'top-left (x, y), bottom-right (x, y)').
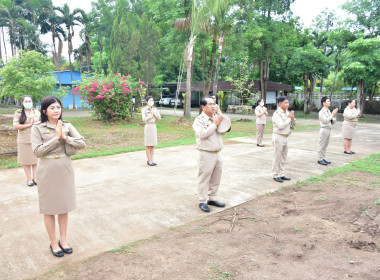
top-left (162, 80), bottom-right (292, 93)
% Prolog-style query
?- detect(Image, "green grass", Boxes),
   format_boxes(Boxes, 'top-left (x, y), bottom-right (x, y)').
top-left (0, 114), bottom-right (317, 169)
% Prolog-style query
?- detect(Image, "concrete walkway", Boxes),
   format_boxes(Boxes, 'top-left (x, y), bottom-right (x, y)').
top-left (0, 119), bottom-right (379, 279)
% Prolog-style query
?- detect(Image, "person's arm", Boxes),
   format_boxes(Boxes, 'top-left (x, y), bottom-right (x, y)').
top-left (142, 107), bottom-right (154, 122)
top-left (154, 108), bottom-right (161, 120)
top-left (193, 117), bottom-right (217, 140)
top-left (13, 111), bottom-right (32, 130)
top-left (272, 112), bottom-right (291, 130)
top-left (343, 108), bottom-right (358, 120)
top-left (64, 124), bottom-right (86, 150)
top-left (31, 126), bottom-right (61, 157)
top-left (319, 110), bottom-right (333, 124)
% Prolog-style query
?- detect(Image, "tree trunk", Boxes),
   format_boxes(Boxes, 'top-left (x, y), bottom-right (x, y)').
top-left (184, 35), bottom-right (196, 118)
top-left (259, 57), bottom-right (270, 103)
top-left (212, 30), bottom-right (224, 96)
top-left (357, 80), bottom-right (364, 114)
top-left (68, 38), bottom-right (75, 109)
top-left (203, 29), bottom-right (217, 97)
top-left (99, 40), bottom-right (103, 73)
top-left (52, 32), bottom-right (61, 87)
top-left (329, 61), bottom-right (340, 100)
top-left (303, 74), bottom-right (309, 114)
top-left (1, 27), bottom-right (7, 62)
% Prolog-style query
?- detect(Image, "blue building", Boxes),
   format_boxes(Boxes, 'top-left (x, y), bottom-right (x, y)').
top-left (53, 70), bottom-right (89, 109)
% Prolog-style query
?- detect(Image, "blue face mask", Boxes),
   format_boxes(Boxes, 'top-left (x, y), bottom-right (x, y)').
top-left (24, 103), bottom-right (33, 110)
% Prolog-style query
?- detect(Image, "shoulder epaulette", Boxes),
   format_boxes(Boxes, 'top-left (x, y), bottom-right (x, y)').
top-left (33, 121), bottom-right (41, 125)
top-left (62, 120), bottom-right (71, 123)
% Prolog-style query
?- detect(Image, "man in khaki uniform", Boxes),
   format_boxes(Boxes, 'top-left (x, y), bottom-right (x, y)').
top-left (318, 97), bottom-right (338, 165)
top-left (192, 97), bottom-right (225, 212)
top-left (272, 96), bottom-right (296, 183)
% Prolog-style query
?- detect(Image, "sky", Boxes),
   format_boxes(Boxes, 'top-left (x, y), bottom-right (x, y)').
top-left (1, 0), bottom-right (350, 61)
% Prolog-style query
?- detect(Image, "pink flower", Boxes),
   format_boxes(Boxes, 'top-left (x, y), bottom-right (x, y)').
top-left (140, 81), bottom-right (144, 86)
top-left (117, 101), bottom-right (119, 104)
top-left (107, 109), bottom-right (111, 112)
top-left (95, 95), bottom-right (104, 99)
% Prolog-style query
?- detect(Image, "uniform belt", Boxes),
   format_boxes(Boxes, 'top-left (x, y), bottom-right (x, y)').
top-left (321, 127), bottom-right (331, 130)
top-left (41, 154), bottom-right (67, 159)
top-left (347, 120), bottom-right (358, 122)
top-left (274, 132), bottom-right (289, 138)
top-left (198, 149), bottom-right (221, 154)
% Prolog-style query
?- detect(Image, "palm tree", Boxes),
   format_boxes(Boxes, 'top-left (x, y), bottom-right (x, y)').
top-left (0, 1), bottom-right (23, 56)
top-left (55, 4), bottom-right (85, 108)
top-left (39, 4), bottom-right (66, 87)
top-left (79, 20), bottom-right (92, 73)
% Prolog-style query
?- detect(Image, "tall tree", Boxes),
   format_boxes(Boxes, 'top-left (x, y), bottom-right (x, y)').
top-left (55, 3), bottom-right (85, 108)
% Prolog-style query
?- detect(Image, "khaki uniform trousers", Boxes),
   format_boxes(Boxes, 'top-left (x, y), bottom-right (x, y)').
top-left (272, 134), bottom-right (288, 178)
top-left (197, 150), bottom-right (223, 203)
top-left (318, 128), bottom-right (331, 161)
top-left (256, 124), bottom-right (265, 145)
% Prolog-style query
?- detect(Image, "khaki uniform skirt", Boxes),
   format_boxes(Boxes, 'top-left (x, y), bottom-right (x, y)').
top-left (342, 120), bottom-right (357, 140)
top-left (17, 143), bottom-right (38, 165)
top-left (144, 123), bottom-right (158, 146)
top-left (37, 156), bottom-right (76, 215)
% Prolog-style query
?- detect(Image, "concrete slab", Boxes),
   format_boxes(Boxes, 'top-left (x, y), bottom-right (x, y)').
top-left (0, 120), bottom-right (379, 279)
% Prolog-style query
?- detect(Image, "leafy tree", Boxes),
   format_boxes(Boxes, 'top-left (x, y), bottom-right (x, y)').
top-left (0, 50), bottom-right (57, 102)
top-left (342, 38), bottom-right (380, 113)
top-left (287, 44), bottom-right (332, 114)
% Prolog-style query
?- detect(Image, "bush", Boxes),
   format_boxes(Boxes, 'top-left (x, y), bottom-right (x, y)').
top-left (292, 98), bottom-right (304, 111)
top-left (72, 73), bottom-right (138, 121)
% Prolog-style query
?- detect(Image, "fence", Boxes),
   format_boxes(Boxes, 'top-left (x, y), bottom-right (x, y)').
top-left (0, 123), bottom-right (17, 156)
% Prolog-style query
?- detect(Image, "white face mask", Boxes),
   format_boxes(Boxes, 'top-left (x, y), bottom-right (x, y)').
top-left (148, 101), bottom-right (154, 107)
top-left (24, 103), bottom-right (33, 110)
top-left (260, 101), bottom-right (264, 106)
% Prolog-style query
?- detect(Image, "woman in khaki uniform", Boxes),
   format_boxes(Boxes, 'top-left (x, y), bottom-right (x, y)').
top-left (255, 98), bottom-right (268, 147)
top-left (142, 96), bottom-right (161, 166)
top-left (342, 99), bottom-right (360, 154)
top-left (31, 96), bottom-right (85, 257)
top-left (13, 95), bottom-right (41, 186)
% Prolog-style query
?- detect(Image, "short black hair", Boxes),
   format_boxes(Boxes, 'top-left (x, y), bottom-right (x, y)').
top-left (40, 96), bottom-right (62, 123)
top-left (346, 99), bottom-right (355, 106)
top-left (145, 95), bottom-right (153, 102)
top-left (321, 96), bottom-right (329, 106)
top-left (200, 98), bottom-right (208, 106)
top-left (277, 96), bottom-right (288, 104)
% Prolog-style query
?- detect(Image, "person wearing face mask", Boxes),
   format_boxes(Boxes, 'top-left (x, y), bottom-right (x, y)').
top-left (142, 96), bottom-right (161, 166)
top-left (255, 99), bottom-right (268, 147)
top-left (13, 95), bottom-right (41, 187)
top-left (31, 96), bottom-right (86, 257)
top-left (342, 99), bottom-right (360, 154)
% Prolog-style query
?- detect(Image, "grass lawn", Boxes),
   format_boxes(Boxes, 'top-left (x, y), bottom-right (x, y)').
top-left (0, 114), bottom-right (317, 169)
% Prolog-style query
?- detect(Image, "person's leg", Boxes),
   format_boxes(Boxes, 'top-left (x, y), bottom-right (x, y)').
top-left (348, 139), bottom-right (352, 152)
top-left (145, 146), bottom-right (151, 163)
top-left (344, 139), bottom-right (350, 152)
top-left (279, 138), bottom-right (288, 177)
top-left (198, 152), bottom-right (217, 204)
top-left (58, 213), bottom-right (69, 248)
top-left (23, 165), bottom-right (33, 182)
top-left (150, 147), bottom-right (155, 163)
top-left (44, 214), bottom-right (60, 251)
top-left (272, 135), bottom-right (284, 178)
top-left (32, 164), bottom-right (37, 183)
top-left (208, 153), bottom-right (223, 201)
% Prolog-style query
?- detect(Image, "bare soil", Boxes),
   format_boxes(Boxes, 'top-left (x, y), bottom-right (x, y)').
top-left (34, 171), bottom-right (380, 280)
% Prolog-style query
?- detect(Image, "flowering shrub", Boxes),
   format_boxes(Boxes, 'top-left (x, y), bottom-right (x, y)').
top-left (72, 73), bottom-right (138, 121)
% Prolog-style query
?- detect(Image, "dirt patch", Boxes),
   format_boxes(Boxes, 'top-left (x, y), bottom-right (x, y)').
top-left (35, 171), bottom-right (380, 280)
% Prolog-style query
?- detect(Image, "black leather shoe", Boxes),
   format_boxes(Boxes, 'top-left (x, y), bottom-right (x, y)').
top-left (350, 151), bottom-right (355, 154)
top-left (152, 162), bottom-right (157, 166)
top-left (280, 176), bottom-right (291, 180)
top-left (257, 144), bottom-right (265, 147)
top-left (33, 180), bottom-right (37, 185)
top-left (323, 159), bottom-right (331, 164)
top-left (58, 240), bottom-right (73, 254)
top-left (199, 203), bottom-right (210, 212)
top-left (147, 161), bottom-right (155, 166)
top-left (27, 181), bottom-right (34, 187)
top-left (50, 245), bottom-right (64, 257)
top-left (318, 160), bottom-right (328, 165)
top-left (207, 200), bottom-right (225, 207)
top-left (344, 151), bottom-right (351, 154)
top-left (273, 177), bottom-right (283, 183)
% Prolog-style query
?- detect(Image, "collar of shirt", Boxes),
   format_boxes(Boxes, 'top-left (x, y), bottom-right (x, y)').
top-left (277, 107), bottom-right (286, 114)
top-left (201, 111), bottom-right (213, 121)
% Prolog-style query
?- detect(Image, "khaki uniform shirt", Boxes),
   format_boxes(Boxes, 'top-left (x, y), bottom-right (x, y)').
top-left (13, 108), bottom-right (41, 144)
top-left (193, 112), bottom-right (223, 152)
top-left (31, 121), bottom-right (86, 157)
top-left (142, 106), bottom-right (161, 124)
top-left (255, 106), bottom-right (267, 125)
top-left (343, 107), bottom-right (359, 122)
top-left (319, 107), bottom-right (335, 129)
top-left (272, 108), bottom-right (296, 135)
